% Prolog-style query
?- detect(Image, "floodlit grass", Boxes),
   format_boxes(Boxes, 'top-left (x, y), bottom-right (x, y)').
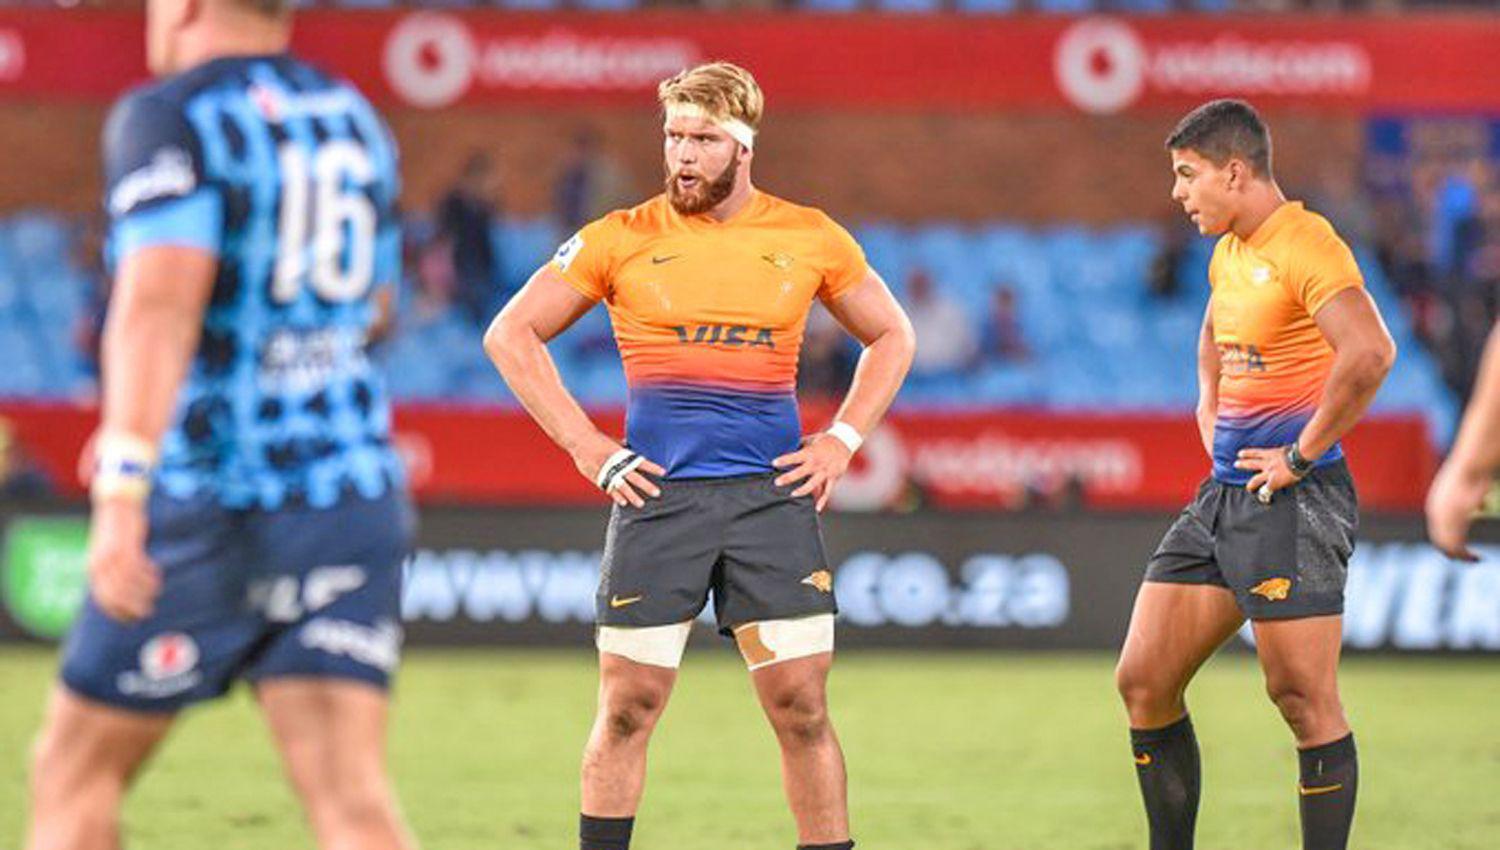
top-left (2, 646), bottom-right (1497, 849)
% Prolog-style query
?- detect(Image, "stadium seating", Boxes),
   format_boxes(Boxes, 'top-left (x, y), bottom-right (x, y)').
top-left (0, 211), bottom-right (1457, 443)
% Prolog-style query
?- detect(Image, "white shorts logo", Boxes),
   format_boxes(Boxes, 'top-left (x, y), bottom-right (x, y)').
top-left (108, 148), bottom-right (197, 217)
top-left (141, 632), bottom-right (199, 680)
top-left (1054, 18), bottom-right (1148, 115)
top-left (118, 632), bottom-right (203, 698)
top-left (383, 13), bottom-right (478, 109)
top-left (300, 618), bottom-right (402, 673)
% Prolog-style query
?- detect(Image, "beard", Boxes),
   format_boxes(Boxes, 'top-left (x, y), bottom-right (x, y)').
top-left (665, 155), bottom-right (739, 216)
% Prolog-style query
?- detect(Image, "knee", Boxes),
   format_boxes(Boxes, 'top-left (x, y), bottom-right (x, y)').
top-left (765, 689), bottom-right (831, 748)
top-left (1115, 660), bottom-right (1176, 714)
top-left (1265, 677), bottom-right (1339, 735)
top-left (599, 686), bottom-right (668, 744)
top-left (311, 772), bottom-right (397, 835)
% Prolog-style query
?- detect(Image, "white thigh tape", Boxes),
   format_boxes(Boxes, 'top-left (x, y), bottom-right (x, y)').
top-left (596, 621), bottom-right (693, 669)
top-left (733, 614), bottom-right (835, 671)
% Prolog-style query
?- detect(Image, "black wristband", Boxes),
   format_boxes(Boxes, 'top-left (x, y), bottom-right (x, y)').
top-left (1285, 443), bottom-right (1315, 477)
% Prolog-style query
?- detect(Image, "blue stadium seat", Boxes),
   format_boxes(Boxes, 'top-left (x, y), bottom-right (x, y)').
top-left (494, 218), bottom-right (564, 292)
top-left (801, 0), bottom-right (863, 11)
top-left (1032, 0), bottom-right (1096, 12)
top-left (875, 0), bottom-right (941, 11)
top-left (956, 0), bottom-right (1019, 12)
top-left (1110, 0), bottom-right (1172, 13)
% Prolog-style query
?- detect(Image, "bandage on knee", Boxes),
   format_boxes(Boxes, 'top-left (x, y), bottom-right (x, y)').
top-left (733, 614), bottom-right (835, 671)
top-left (596, 621), bottom-right (693, 669)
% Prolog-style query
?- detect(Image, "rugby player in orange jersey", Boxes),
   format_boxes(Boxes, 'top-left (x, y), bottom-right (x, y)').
top-left (483, 62), bottom-right (915, 850)
top-left (1114, 100), bottom-right (1396, 850)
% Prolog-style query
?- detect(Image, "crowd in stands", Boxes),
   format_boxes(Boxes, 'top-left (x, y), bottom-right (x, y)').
top-left (1364, 116), bottom-right (1500, 403)
top-left (0, 118), bottom-right (1469, 449)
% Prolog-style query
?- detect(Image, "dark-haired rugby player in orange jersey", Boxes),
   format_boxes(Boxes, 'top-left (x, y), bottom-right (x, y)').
top-left (483, 62), bottom-right (915, 850)
top-left (1115, 100), bottom-right (1396, 850)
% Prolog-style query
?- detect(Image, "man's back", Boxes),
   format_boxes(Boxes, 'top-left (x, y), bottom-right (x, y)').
top-left (103, 53), bottom-right (403, 511)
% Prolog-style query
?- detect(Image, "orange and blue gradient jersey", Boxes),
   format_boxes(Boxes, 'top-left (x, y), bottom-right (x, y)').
top-left (551, 190), bottom-right (868, 479)
top-left (1209, 201), bottom-right (1364, 485)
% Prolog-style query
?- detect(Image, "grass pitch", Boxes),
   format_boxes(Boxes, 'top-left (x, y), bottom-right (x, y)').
top-left (2, 646), bottom-right (1497, 849)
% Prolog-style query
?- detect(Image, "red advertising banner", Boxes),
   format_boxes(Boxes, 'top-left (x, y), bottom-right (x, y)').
top-left (0, 401), bottom-right (1434, 512)
top-left (1, 11), bottom-right (1498, 114)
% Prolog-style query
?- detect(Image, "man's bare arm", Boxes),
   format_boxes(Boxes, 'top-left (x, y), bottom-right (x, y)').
top-left (1237, 287), bottom-right (1396, 495)
top-left (823, 270), bottom-right (917, 437)
top-left (1426, 320), bottom-right (1500, 560)
top-left (482, 267), bottom-right (662, 506)
top-left (774, 270), bottom-right (915, 511)
top-left (102, 247), bottom-right (217, 446)
top-left (89, 246), bottom-right (216, 621)
top-left (1196, 302), bottom-right (1219, 459)
top-left (1296, 287), bottom-right (1397, 461)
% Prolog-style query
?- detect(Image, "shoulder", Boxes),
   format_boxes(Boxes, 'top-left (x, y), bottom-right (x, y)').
top-left (761, 192), bottom-right (844, 231)
top-left (581, 195), bottom-right (671, 245)
top-left (1277, 206), bottom-right (1359, 277)
top-left (1287, 206), bottom-right (1347, 248)
top-left (104, 84), bottom-right (188, 143)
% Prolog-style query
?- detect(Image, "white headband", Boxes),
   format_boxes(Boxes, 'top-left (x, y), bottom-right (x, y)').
top-left (665, 102), bottom-right (756, 151)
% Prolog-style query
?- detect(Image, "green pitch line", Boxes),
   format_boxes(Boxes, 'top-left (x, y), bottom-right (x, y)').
top-left (2, 647), bottom-right (1496, 850)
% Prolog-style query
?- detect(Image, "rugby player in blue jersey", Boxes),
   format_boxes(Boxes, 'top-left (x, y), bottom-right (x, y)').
top-left (25, 2), bottom-right (416, 848)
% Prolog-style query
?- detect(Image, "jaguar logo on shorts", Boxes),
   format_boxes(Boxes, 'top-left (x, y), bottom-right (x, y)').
top-left (1250, 577), bottom-right (1292, 602)
top-left (800, 570), bottom-right (833, 593)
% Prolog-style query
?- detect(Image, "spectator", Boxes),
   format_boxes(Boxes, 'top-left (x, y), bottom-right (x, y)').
top-left (1148, 217), bottom-right (1193, 300)
top-left (905, 268), bottom-right (978, 378)
top-left (0, 417), bottom-right (53, 500)
top-left (437, 151), bottom-right (505, 327)
top-left (554, 127), bottom-right (634, 234)
top-left (1310, 162), bottom-right (1375, 246)
top-left (798, 304), bottom-right (857, 399)
top-left (979, 284), bottom-right (1028, 363)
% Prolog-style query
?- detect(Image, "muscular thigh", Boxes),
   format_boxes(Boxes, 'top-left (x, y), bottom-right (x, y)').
top-left (1119, 582), bottom-right (1245, 688)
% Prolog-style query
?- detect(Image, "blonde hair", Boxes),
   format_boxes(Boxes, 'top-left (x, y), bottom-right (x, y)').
top-left (657, 62), bottom-right (764, 131)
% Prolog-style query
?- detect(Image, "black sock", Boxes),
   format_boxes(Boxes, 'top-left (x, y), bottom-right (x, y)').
top-left (797, 843), bottom-right (854, 850)
top-left (580, 814), bottom-right (634, 850)
top-left (1130, 714), bottom-right (1200, 850)
top-left (1298, 733), bottom-right (1358, 850)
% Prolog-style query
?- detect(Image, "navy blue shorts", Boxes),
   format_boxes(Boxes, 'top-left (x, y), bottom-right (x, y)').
top-left (60, 489), bottom-right (414, 713)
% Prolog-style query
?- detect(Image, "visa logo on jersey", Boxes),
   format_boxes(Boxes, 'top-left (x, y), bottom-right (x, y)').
top-left (672, 324), bottom-right (776, 349)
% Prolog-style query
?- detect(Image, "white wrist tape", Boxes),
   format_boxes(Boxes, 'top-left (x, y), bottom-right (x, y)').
top-left (91, 432), bottom-right (157, 502)
top-left (825, 421), bottom-right (863, 455)
top-left (596, 448), bottom-right (646, 492)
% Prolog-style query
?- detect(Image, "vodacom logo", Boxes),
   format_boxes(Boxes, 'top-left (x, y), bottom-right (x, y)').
top-left (1055, 17), bottom-right (1372, 115)
top-left (383, 13), bottom-right (478, 109)
top-left (0, 28), bottom-right (26, 83)
top-left (1054, 18), bottom-right (1148, 115)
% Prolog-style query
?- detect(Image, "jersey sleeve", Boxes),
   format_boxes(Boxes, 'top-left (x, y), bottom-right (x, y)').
top-left (1294, 231), bottom-right (1364, 316)
top-left (550, 215), bottom-right (622, 302)
top-left (103, 92), bottom-right (223, 261)
top-left (816, 214), bottom-right (870, 304)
